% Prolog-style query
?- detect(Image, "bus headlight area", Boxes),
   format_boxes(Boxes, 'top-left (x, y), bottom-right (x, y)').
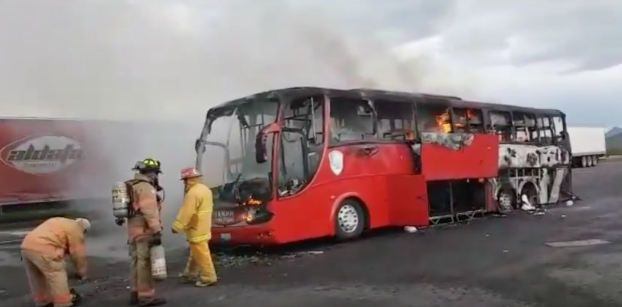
top-left (244, 208), bottom-right (274, 225)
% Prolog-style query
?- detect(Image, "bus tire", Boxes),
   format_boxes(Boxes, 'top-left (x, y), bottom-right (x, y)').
top-left (334, 199), bottom-right (366, 240)
top-left (497, 187), bottom-right (516, 213)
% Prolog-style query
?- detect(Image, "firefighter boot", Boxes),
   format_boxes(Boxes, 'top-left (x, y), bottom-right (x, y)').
top-left (70, 288), bottom-right (83, 306)
top-left (195, 280), bottom-right (217, 287)
top-left (138, 297), bottom-right (167, 307)
top-left (130, 291), bottom-right (139, 305)
top-left (178, 272), bottom-right (197, 284)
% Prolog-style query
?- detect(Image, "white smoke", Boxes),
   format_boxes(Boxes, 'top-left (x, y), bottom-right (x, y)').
top-left (0, 0), bottom-right (483, 253)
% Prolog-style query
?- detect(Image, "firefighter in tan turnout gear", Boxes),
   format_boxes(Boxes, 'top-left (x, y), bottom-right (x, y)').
top-left (21, 217), bottom-right (91, 307)
top-left (172, 167), bottom-right (217, 287)
top-left (115, 158), bottom-right (166, 306)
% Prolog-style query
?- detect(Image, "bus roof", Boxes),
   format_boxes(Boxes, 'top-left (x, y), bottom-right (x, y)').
top-left (209, 86), bottom-right (565, 117)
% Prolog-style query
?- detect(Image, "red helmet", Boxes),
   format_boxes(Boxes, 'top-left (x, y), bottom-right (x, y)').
top-left (180, 167), bottom-right (202, 180)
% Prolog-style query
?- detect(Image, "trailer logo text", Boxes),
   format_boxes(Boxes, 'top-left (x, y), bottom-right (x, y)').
top-left (0, 136), bottom-right (85, 175)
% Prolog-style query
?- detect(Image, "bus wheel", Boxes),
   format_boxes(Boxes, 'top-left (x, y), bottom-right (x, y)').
top-left (334, 199), bottom-right (365, 240)
top-left (497, 189), bottom-right (515, 213)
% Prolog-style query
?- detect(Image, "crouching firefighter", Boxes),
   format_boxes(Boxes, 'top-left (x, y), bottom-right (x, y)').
top-left (21, 217), bottom-right (91, 307)
top-left (114, 158), bottom-right (166, 306)
top-left (172, 167), bottom-right (217, 287)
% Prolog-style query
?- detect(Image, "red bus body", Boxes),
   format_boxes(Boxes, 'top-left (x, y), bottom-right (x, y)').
top-left (200, 87), bottom-right (571, 245)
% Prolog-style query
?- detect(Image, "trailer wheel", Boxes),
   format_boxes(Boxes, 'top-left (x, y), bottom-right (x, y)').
top-left (588, 156), bottom-right (594, 167)
top-left (581, 156), bottom-right (587, 168)
top-left (334, 199), bottom-right (365, 240)
top-left (593, 156), bottom-right (598, 166)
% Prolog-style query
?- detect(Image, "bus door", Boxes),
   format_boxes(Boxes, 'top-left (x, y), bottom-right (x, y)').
top-left (375, 98), bottom-right (429, 226)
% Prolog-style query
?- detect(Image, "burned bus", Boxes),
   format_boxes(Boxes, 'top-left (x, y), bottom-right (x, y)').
top-left (194, 87), bottom-right (572, 245)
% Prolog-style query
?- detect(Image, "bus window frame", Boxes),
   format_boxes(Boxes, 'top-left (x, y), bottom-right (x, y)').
top-left (512, 111), bottom-right (538, 143)
top-left (535, 114), bottom-right (555, 145)
top-left (327, 96), bottom-right (377, 146)
top-left (415, 98), bottom-right (453, 135)
top-left (375, 99), bottom-right (417, 141)
top-left (451, 107), bottom-right (485, 133)
top-left (487, 110), bottom-right (513, 142)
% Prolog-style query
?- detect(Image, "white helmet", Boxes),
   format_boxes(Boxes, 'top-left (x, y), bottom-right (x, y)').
top-left (75, 218), bottom-right (91, 233)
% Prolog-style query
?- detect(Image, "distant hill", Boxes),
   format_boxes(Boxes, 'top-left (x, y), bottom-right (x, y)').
top-left (606, 127), bottom-right (622, 155)
top-left (606, 127), bottom-right (622, 138)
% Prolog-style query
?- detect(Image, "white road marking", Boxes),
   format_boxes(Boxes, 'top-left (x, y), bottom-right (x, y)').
top-left (0, 229), bottom-right (31, 236)
top-left (546, 239), bottom-right (611, 247)
top-left (0, 229), bottom-right (31, 245)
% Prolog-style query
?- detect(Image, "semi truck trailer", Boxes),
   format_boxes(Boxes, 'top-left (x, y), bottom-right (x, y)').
top-left (567, 126), bottom-right (606, 168)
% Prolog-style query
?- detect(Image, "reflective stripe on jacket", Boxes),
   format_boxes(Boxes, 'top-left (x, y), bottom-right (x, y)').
top-left (127, 173), bottom-right (162, 240)
top-left (21, 217), bottom-right (87, 276)
top-left (172, 180), bottom-right (213, 242)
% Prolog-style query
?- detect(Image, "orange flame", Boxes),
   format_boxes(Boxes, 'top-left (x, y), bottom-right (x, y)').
top-left (435, 109), bottom-right (477, 133)
top-left (243, 196), bottom-right (262, 206)
top-left (435, 109), bottom-right (452, 133)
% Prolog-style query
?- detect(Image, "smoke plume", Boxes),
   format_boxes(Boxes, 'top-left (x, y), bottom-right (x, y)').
top-left (0, 0), bottom-right (479, 256)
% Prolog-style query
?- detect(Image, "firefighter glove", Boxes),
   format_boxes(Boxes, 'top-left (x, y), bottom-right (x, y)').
top-left (149, 232), bottom-right (162, 246)
top-left (115, 218), bottom-right (125, 226)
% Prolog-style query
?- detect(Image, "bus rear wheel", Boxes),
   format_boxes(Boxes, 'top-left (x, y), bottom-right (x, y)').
top-left (334, 199), bottom-right (365, 240)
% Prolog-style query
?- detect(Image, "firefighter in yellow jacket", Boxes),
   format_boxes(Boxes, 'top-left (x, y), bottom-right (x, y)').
top-left (21, 217), bottom-right (91, 307)
top-left (117, 158), bottom-right (166, 306)
top-left (171, 167), bottom-right (217, 287)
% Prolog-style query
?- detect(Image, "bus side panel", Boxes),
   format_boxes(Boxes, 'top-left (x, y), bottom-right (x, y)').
top-left (269, 143), bottom-right (409, 243)
top-left (386, 174), bottom-right (429, 226)
top-left (421, 133), bottom-right (499, 181)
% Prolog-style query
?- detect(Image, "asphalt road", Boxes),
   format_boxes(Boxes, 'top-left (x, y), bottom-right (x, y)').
top-left (3, 161), bottom-right (622, 307)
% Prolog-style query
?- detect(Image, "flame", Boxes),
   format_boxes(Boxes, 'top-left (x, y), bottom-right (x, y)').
top-left (243, 195), bottom-right (262, 206)
top-left (435, 109), bottom-right (452, 133)
top-left (435, 109), bottom-right (477, 133)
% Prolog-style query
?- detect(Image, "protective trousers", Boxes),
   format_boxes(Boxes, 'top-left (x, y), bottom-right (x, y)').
top-left (181, 241), bottom-right (217, 284)
top-left (128, 236), bottom-right (155, 300)
top-left (21, 249), bottom-right (73, 307)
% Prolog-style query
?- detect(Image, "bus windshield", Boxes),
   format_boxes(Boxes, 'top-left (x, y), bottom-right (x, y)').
top-left (195, 99), bottom-right (278, 204)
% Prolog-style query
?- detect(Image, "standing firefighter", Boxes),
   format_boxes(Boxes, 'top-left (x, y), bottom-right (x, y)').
top-left (172, 167), bottom-right (217, 287)
top-left (116, 158), bottom-right (166, 306)
top-left (21, 217), bottom-right (91, 307)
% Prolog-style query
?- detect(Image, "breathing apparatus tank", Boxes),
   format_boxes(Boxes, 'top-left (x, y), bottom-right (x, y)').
top-left (150, 245), bottom-right (167, 281)
top-left (112, 181), bottom-right (131, 218)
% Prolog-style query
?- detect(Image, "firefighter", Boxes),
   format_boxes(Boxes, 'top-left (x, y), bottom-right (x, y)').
top-left (171, 167), bottom-right (217, 287)
top-left (20, 217), bottom-right (91, 307)
top-left (122, 158), bottom-right (167, 306)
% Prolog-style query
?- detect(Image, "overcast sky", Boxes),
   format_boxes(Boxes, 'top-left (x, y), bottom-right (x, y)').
top-left (0, 0), bottom-right (619, 127)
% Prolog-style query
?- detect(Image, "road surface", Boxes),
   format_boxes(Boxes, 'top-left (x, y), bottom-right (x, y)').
top-left (2, 162), bottom-right (622, 307)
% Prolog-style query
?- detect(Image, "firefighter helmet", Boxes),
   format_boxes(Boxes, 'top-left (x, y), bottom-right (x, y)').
top-left (180, 167), bottom-right (202, 180)
top-left (133, 158), bottom-right (162, 174)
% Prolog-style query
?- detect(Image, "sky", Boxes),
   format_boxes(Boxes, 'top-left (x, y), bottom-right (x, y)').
top-left (0, 0), bottom-right (619, 127)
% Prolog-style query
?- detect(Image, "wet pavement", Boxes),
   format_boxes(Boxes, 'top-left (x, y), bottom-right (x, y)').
top-left (3, 162), bottom-right (622, 307)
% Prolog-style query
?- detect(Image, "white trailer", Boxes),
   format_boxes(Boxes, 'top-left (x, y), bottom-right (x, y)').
top-left (567, 127), bottom-right (606, 168)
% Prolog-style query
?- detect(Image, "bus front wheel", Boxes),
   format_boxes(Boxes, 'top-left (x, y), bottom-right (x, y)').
top-left (334, 199), bottom-right (366, 240)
